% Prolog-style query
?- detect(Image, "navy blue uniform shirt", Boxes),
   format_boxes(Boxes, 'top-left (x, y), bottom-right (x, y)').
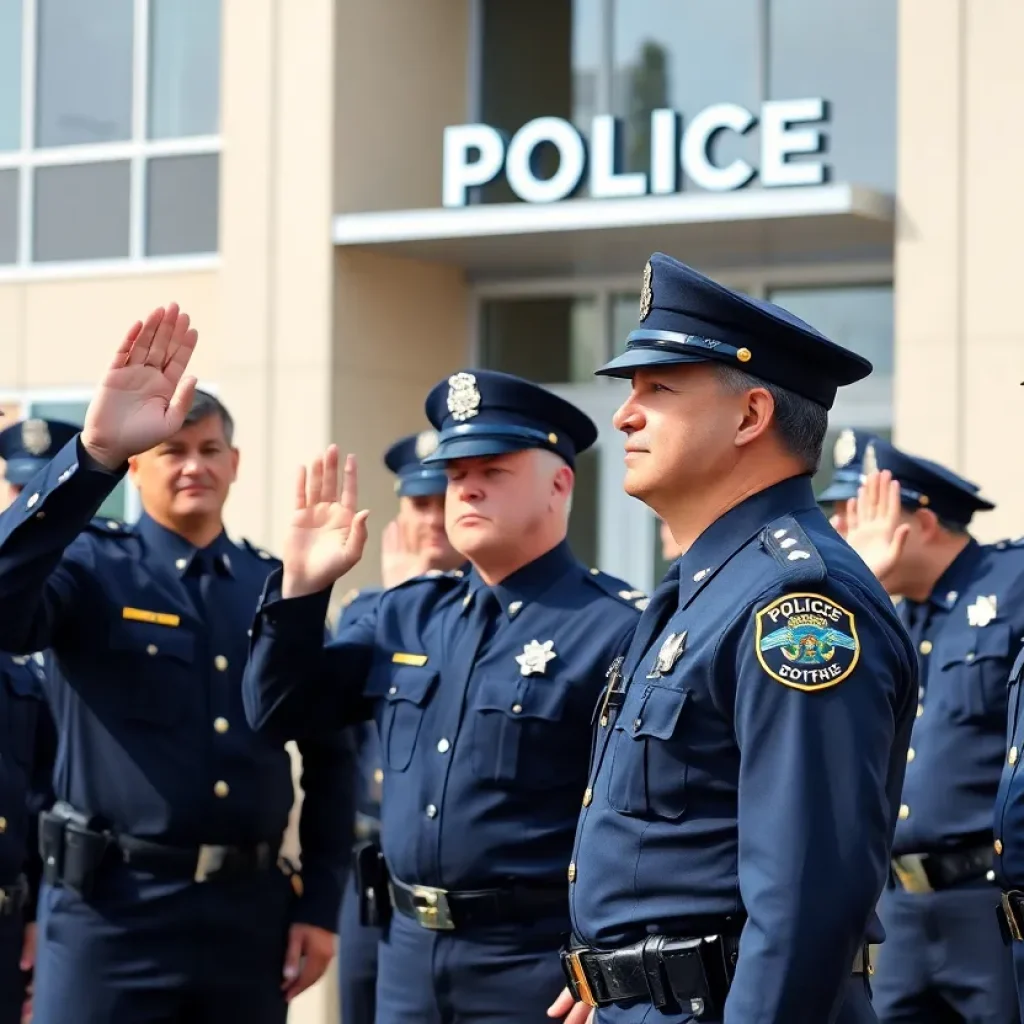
top-left (244, 540), bottom-right (643, 891)
top-left (0, 437), bottom-right (355, 930)
top-left (0, 653), bottom-right (56, 916)
top-left (896, 538), bottom-right (1024, 856)
top-left (569, 476), bottom-right (917, 1023)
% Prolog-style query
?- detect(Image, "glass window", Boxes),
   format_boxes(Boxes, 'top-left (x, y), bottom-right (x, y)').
top-left (146, 154), bottom-right (219, 256)
top-left (768, 0), bottom-right (896, 191)
top-left (480, 296), bottom-right (602, 384)
top-left (33, 161), bottom-right (131, 261)
top-left (148, 0), bottom-right (221, 139)
top-left (612, 0), bottom-right (761, 180)
top-left (36, 0), bottom-right (134, 148)
top-left (0, 0), bottom-right (22, 152)
top-left (0, 169), bottom-right (18, 264)
top-left (567, 446), bottom-right (599, 569)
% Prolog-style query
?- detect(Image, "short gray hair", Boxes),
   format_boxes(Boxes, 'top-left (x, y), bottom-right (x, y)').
top-left (714, 365), bottom-right (827, 472)
top-left (185, 389), bottom-right (235, 445)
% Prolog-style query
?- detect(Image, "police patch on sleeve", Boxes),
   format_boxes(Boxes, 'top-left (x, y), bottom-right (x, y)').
top-left (755, 592), bottom-right (860, 691)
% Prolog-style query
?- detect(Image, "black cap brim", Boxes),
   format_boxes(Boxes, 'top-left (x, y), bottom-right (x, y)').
top-left (421, 435), bottom-right (537, 466)
top-left (816, 483), bottom-right (859, 504)
top-left (397, 476), bottom-right (448, 498)
top-left (1, 458), bottom-right (43, 486)
top-left (595, 346), bottom-right (709, 379)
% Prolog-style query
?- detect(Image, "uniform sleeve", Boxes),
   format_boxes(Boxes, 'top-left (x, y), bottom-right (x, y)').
top-left (723, 577), bottom-right (915, 1024)
top-left (0, 437), bottom-right (122, 654)
top-left (242, 567), bottom-right (377, 739)
top-left (291, 724), bottom-right (359, 931)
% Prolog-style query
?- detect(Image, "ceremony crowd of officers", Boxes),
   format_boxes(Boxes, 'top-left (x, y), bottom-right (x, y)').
top-left (1, 252), bottom-right (1023, 1023)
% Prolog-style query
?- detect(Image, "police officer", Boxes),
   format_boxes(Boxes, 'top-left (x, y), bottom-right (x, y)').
top-left (817, 427), bottom-right (875, 534)
top-left (0, 304), bottom-right (355, 1023)
top-left (549, 254), bottom-right (918, 1024)
top-left (0, 418), bottom-right (69, 1024)
top-left (841, 439), bottom-right (1022, 1023)
top-left (337, 429), bottom-right (462, 1024)
top-left (242, 369), bottom-right (645, 1024)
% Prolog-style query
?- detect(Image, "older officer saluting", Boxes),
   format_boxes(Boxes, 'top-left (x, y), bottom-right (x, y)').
top-left (843, 440), bottom-right (1022, 1023)
top-left (550, 254), bottom-right (918, 1024)
top-left (0, 305), bottom-right (355, 1023)
top-left (242, 369), bottom-right (645, 1024)
top-left (337, 428), bottom-right (462, 1024)
top-left (0, 417), bottom-right (69, 1024)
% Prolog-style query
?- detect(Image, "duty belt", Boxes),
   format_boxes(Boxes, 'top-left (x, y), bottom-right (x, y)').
top-left (0, 875), bottom-right (28, 917)
top-left (117, 834), bottom-right (279, 883)
top-left (561, 933), bottom-right (870, 1014)
top-left (388, 875), bottom-right (568, 931)
top-left (891, 843), bottom-right (994, 894)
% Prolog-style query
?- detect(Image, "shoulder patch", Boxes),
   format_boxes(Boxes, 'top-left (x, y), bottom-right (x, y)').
top-left (584, 569), bottom-right (647, 611)
top-left (85, 516), bottom-right (133, 537)
top-left (755, 591), bottom-right (860, 692)
top-left (761, 516), bottom-right (826, 580)
top-left (240, 538), bottom-right (278, 563)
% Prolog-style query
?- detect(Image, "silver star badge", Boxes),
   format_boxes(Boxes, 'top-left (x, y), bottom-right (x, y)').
top-left (516, 640), bottom-right (556, 676)
top-left (648, 631), bottom-right (687, 678)
top-left (967, 595), bottom-right (998, 627)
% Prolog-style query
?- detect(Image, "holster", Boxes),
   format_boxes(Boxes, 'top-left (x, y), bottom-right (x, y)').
top-left (39, 801), bottom-right (111, 900)
top-left (352, 840), bottom-right (391, 929)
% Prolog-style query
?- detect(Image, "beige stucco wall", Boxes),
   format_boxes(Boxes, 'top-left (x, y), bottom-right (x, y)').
top-left (895, 0), bottom-right (1024, 543)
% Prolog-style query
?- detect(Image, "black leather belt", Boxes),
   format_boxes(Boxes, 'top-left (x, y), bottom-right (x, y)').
top-left (388, 875), bottom-right (567, 931)
top-left (891, 843), bottom-right (994, 893)
top-left (0, 876), bottom-right (28, 917)
top-left (117, 835), bottom-right (278, 883)
top-left (562, 934), bottom-right (870, 1013)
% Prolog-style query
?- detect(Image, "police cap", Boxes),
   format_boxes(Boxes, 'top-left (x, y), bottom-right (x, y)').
top-left (0, 418), bottom-right (79, 485)
top-left (383, 431), bottom-right (448, 498)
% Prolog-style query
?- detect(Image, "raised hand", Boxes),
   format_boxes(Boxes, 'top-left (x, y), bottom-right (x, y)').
top-left (381, 518), bottom-right (435, 589)
top-left (281, 445), bottom-right (370, 599)
top-left (81, 304), bottom-right (199, 470)
top-left (843, 469), bottom-right (910, 586)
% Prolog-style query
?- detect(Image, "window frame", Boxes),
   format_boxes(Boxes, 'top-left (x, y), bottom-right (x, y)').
top-left (0, 0), bottom-right (221, 276)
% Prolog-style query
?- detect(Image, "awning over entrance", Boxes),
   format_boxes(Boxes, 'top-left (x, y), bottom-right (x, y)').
top-left (331, 184), bottom-right (894, 280)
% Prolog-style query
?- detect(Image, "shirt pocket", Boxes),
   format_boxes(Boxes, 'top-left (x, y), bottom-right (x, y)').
top-left (365, 664), bottom-right (439, 772)
top-left (606, 683), bottom-right (690, 820)
top-left (470, 673), bottom-right (573, 788)
top-left (936, 622), bottom-right (1013, 722)
top-left (107, 621), bottom-right (196, 725)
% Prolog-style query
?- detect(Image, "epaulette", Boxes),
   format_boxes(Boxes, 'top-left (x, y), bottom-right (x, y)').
top-left (760, 515), bottom-right (826, 581)
top-left (238, 538), bottom-right (278, 563)
top-left (389, 567), bottom-right (465, 594)
top-left (584, 567), bottom-right (648, 611)
top-left (993, 537), bottom-right (1024, 552)
top-left (85, 516), bottom-right (133, 537)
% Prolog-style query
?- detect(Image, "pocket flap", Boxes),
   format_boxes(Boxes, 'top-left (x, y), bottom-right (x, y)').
top-left (939, 621), bottom-right (1011, 670)
top-left (475, 675), bottom-right (572, 721)
top-left (616, 684), bottom-right (689, 740)
top-left (366, 664), bottom-right (438, 706)
top-left (109, 621), bottom-right (195, 664)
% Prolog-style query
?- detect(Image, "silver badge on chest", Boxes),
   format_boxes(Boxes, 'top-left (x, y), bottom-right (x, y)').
top-left (516, 640), bottom-right (556, 676)
top-left (648, 631), bottom-right (687, 678)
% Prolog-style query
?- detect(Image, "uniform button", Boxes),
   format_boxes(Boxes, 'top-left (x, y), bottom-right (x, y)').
top-left (214, 655), bottom-right (228, 671)
top-left (919, 640), bottom-right (933, 655)
top-left (437, 738), bottom-right (450, 754)
top-left (568, 862), bottom-right (576, 883)
top-left (916, 704), bottom-right (924, 718)
top-left (907, 748), bottom-right (915, 763)
top-left (1011, 747), bottom-right (1020, 766)
top-left (0, 817), bottom-right (6, 833)
top-left (213, 717), bottom-right (229, 734)
top-left (633, 718), bottom-right (642, 731)
top-left (175, 558), bottom-right (187, 570)
top-left (146, 644), bottom-right (158, 656)
top-left (995, 839), bottom-right (1004, 855)
top-left (599, 715), bottom-right (608, 728)
top-left (511, 704), bottom-right (523, 714)
top-left (582, 787), bottom-right (593, 807)
top-left (388, 686), bottom-right (397, 696)
top-left (26, 493), bottom-right (39, 508)
top-left (987, 870), bottom-right (997, 882)
top-left (373, 769), bottom-right (384, 784)
top-left (898, 804), bottom-right (910, 820)
top-left (35, 511), bottom-right (45, 519)
top-left (425, 804), bottom-right (438, 819)
top-left (965, 652), bottom-right (976, 663)
top-left (214, 780), bottom-right (229, 798)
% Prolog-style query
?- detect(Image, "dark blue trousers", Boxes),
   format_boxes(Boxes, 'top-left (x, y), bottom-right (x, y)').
top-left (337, 876), bottom-right (381, 1024)
top-left (594, 975), bottom-right (877, 1023)
top-left (872, 883), bottom-right (1019, 1023)
top-left (375, 909), bottom-right (569, 1024)
top-left (32, 865), bottom-right (292, 1024)
top-left (0, 912), bottom-right (26, 1024)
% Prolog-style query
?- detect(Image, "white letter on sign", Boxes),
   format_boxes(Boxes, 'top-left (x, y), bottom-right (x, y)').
top-left (681, 103), bottom-right (756, 192)
top-left (442, 124), bottom-right (505, 208)
top-left (760, 98), bottom-right (829, 188)
top-left (506, 117), bottom-right (586, 204)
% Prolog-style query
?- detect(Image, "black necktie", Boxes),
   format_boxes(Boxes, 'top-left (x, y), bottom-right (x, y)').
top-left (624, 562), bottom-right (682, 679)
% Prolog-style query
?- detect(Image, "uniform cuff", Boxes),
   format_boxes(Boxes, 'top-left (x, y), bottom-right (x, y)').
top-left (254, 569), bottom-right (333, 639)
top-left (290, 862), bottom-right (343, 933)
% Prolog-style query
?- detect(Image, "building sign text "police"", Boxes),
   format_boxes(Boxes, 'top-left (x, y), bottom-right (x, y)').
top-left (442, 98), bottom-right (830, 208)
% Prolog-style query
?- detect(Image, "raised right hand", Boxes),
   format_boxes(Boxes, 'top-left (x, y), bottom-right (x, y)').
top-left (843, 469), bottom-right (910, 586)
top-left (81, 304), bottom-right (198, 470)
top-left (282, 445), bottom-right (370, 599)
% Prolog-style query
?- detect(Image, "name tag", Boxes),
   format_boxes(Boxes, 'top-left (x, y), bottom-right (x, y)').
top-left (391, 652), bottom-right (428, 667)
top-left (122, 607), bottom-right (181, 628)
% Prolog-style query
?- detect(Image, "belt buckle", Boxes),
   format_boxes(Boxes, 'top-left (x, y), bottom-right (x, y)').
top-left (892, 854), bottom-right (933, 894)
top-left (409, 884), bottom-right (455, 931)
top-left (564, 950), bottom-right (598, 1009)
top-left (1003, 892), bottom-right (1024, 942)
top-left (194, 845), bottom-right (228, 883)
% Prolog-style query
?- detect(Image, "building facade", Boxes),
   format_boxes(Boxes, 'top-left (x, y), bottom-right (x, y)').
top-left (1, 1), bottom-right (1022, 1019)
